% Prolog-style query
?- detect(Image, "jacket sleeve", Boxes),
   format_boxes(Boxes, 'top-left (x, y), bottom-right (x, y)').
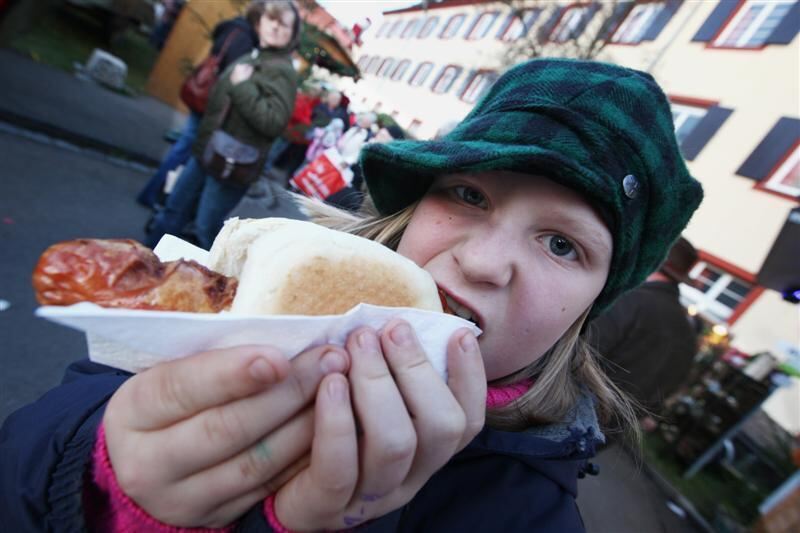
top-left (0, 360), bottom-right (130, 532)
top-left (229, 63), bottom-right (297, 139)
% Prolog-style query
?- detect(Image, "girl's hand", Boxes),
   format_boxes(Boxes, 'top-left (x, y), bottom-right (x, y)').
top-left (102, 343), bottom-right (349, 528)
top-left (274, 321), bottom-right (487, 530)
top-left (230, 63), bottom-right (254, 85)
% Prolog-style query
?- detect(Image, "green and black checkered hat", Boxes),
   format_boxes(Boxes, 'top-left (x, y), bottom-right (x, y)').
top-left (360, 58), bottom-right (703, 318)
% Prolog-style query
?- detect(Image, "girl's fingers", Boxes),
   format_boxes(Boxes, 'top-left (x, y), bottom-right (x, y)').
top-left (109, 345), bottom-right (290, 431)
top-left (378, 321), bottom-right (469, 487)
top-left (347, 327), bottom-right (417, 496)
top-left (152, 345), bottom-right (349, 476)
top-left (445, 329), bottom-right (487, 451)
top-left (172, 408), bottom-right (314, 509)
top-left (275, 373), bottom-right (359, 531)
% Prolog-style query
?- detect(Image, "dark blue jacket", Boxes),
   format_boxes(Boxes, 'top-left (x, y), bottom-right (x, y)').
top-left (1, 360), bottom-right (602, 532)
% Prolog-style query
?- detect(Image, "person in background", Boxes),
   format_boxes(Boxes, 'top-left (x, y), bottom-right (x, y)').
top-left (144, 0), bottom-right (300, 249)
top-left (589, 236), bottom-right (702, 430)
top-left (311, 88), bottom-right (349, 129)
top-left (149, 0), bottom-right (186, 50)
top-left (137, 3), bottom-right (263, 209)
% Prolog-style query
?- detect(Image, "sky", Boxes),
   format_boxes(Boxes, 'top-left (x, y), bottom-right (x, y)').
top-left (318, 0), bottom-right (420, 28)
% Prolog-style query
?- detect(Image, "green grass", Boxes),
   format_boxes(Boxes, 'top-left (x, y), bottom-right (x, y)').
top-left (9, 6), bottom-right (157, 95)
top-left (642, 433), bottom-right (768, 528)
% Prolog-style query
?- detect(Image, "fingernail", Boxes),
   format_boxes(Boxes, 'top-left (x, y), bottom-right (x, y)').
top-left (249, 357), bottom-right (274, 383)
top-left (390, 323), bottom-right (413, 346)
top-left (327, 377), bottom-right (347, 401)
top-left (357, 329), bottom-right (379, 351)
top-left (320, 350), bottom-right (346, 374)
top-left (459, 332), bottom-right (477, 353)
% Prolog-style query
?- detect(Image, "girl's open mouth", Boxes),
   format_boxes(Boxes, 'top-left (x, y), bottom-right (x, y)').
top-left (438, 288), bottom-right (480, 328)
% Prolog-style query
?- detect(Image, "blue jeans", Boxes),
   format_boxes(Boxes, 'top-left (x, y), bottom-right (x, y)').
top-left (145, 156), bottom-right (248, 249)
top-left (137, 112), bottom-right (202, 207)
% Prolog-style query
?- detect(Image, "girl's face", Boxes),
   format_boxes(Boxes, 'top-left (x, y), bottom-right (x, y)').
top-left (397, 171), bottom-right (613, 381)
top-left (258, 9), bottom-right (295, 49)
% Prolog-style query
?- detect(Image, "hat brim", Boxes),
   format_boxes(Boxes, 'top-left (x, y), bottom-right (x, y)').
top-left (360, 139), bottom-right (620, 232)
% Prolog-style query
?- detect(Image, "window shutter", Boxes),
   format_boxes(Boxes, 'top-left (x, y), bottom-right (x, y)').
top-left (766, 1), bottom-right (800, 45)
top-left (692, 0), bottom-right (738, 42)
top-left (642, 0), bottom-right (681, 41)
top-left (572, 3), bottom-right (601, 39)
top-left (599, 1), bottom-right (634, 41)
top-left (736, 117), bottom-right (800, 180)
top-left (495, 13), bottom-right (515, 38)
top-left (457, 69), bottom-right (477, 97)
top-left (680, 105), bottom-right (732, 161)
top-left (538, 6), bottom-right (565, 43)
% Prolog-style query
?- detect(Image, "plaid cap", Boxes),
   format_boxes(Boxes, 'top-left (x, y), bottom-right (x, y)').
top-left (360, 58), bottom-right (703, 318)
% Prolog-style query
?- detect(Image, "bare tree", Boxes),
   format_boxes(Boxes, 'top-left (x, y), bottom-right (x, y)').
top-left (498, 0), bottom-right (630, 68)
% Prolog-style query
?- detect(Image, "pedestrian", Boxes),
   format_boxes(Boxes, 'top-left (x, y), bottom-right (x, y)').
top-left (143, 0), bottom-right (300, 250)
top-left (1, 58), bottom-right (703, 531)
top-left (137, 3), bottom-right (265, 209)
top-left (589, 236), bottom-right (702, 430)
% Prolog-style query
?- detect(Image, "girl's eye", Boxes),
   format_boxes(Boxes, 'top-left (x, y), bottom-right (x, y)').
top-left (544, 235), bottom-right (578, 260)
top-left (453, 186), bottom-right (488, 208)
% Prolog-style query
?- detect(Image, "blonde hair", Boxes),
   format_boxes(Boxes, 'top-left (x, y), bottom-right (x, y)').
top-left (297, 194), bottom-right (639, 442)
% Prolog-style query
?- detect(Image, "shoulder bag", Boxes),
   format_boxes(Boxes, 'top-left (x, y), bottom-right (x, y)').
top-left (180, 29), bottom-right (241, 114)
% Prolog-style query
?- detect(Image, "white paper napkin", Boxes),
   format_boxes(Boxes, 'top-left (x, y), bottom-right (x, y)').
top-left (35, 235), bottom-right (480, 378)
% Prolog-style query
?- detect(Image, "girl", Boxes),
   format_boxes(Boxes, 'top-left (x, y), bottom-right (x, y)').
top-left (145, 0), bottom-right (301, 250)
top-left (0, 58), bottom-right (702, 532)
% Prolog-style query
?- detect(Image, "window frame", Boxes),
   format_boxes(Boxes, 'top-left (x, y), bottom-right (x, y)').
top-left (758, 142), bottom-right (800, 199)
top-left (390, 59), bottom-right (412, 82)
top-left (671, 102), bottom-right (709, 145)
top-left (431, 65), bottom-right (463, 94)
top-left (408, 62), bottom-right (434, 87)
top-left (611, 2), bottom-right (668, 44)
top-left (460, 70), bottom-right (496, 104)
top-left (498, 8), bottom-right (542, 41)
top-left (377, 58), bottom-right (396, 78)
top-left (401, 17), bottom-right (423, 39)
top-left (439, 13), bottom-right (467, 39)
top-left (366, 56), bottom-right (383, 75)
top-left (375, 21), bottom-right (392, 38)
top-left (712, 0), bottom-right (796, 49)
top-left (418, 16), bottom-right (440, 38)
top-left (465, 11), bottom-right (500, 40)
top-left (387, 19), bottom-right (406, 38)
top-left (680, 257), bottom-right (759, 325)
top-left (549, 4), bottom-right (593, 43)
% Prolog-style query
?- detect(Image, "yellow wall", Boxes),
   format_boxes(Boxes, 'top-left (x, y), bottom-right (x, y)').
top-left (145, 1), bottom-right (240, 110)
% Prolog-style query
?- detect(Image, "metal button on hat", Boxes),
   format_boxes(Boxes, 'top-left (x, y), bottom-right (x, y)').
top-left (623, 174), bottom-right (640, 199)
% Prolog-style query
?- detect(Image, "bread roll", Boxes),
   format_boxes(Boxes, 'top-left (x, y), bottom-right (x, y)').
top-left (209, 218), bottom-right (442, 316)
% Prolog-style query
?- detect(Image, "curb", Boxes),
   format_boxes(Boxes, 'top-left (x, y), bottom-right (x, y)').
top-left (638, 458), bottom-right (716, 533)
top-left (0, 108), bottom-right (161, 168)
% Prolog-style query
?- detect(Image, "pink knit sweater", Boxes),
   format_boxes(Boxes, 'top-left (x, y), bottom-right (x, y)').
top-left (90, 380), bottom-right (532, 532)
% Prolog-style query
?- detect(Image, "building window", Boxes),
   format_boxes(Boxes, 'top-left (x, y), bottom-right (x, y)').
top-left (391, 59), bottom-right (412, 81)
top-left (407, 119), bottom-right (423, 137)
top-left (713, 0), bottom-right (795, 48)
top-left (550, 4), bottom-right (595, 43)
top-left (460, 71), bottom-right (496, 104)
top-left (366, 57), bottom-right (382, 75)
top-left (466, 12), bottom-right (499, 40)
top-left (408, 62), bottom-right (434, 87)
top-left (387, 19), bottom-right (405, 38)
top-left (611, 2), bottom-right (668, 44)
top-left (671, 103), bottom-right (708, 145)
top-left (431, 65), bottom-right (462, 94)
top-left (401, 18), bottom-right (423, 38)
top-left (356, 55), bottom-right (370, 70)
top-left (377, 58), bottom-right (396, 78)
top-left (440, 14), bottom-right (466, 39)
top-left (761, 144), bottom-right (800, 197)
top-left (375, 21), bottom-right (392, 38)
top-left (499, 9), bottom-right (542, 41)
top-left (418, 16), bottom-right (440, 38)
top-left (682, 262), bottom-right (754, 324)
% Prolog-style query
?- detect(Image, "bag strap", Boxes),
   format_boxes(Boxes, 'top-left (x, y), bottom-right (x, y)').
top-left (215, 28), bottom-right (243, 62)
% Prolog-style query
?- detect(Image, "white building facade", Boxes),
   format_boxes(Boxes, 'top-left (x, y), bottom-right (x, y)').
top-left (342, 0), bottom-right (800, 432)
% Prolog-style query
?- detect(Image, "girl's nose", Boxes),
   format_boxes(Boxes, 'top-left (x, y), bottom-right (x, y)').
top-left (453, 230), bottom-right (514, 288)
